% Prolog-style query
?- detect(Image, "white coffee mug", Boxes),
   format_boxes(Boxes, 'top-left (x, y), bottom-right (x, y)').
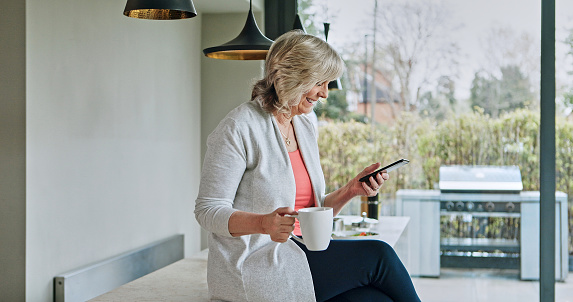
top-left (289, 207), bottom-right (333, 251)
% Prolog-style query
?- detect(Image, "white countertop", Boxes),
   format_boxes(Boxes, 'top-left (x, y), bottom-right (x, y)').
top-left (90, 216), bottom-right (410, 302)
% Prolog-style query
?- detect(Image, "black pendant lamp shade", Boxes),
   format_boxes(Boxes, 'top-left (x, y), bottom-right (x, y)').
top-left (328, 78), bottom-right (342, 90)
top-left (293, 14), bottom-right (306, 33)
top-left (203, 0), bottom-right (273, 60)
top-left (323, 23), bottom-right (342, 90)
top-left (323, 22), bottom-right (330, 41)
top-left (124, 0), bottom-right (197, 20)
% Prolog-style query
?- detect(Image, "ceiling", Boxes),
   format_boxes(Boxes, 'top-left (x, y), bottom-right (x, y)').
top-left (194, 0), bottom-right (264, 14)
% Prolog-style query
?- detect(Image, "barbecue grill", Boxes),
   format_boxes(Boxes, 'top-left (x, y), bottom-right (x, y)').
top-left (396, 165), bottom-right (568, 281)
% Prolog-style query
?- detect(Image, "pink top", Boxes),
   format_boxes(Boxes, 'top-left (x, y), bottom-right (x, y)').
top-left (288, 149), bottom-right (316, 236)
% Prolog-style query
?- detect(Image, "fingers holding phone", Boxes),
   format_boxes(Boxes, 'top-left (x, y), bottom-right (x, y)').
top-left (362, 169), bottom-right (388, 193)
top-left (358, 159), bottom-right (409, 196)
top-left (358, 159), bottom-right (409, 182)
top-left (354, 163), bottom-right (384, 196)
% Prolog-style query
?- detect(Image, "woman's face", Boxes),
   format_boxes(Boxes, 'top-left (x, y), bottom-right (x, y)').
top-left (291, 81), bottom-right (329, 116)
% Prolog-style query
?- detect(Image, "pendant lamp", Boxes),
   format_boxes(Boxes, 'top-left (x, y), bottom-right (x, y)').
top-left (203, 0), bottom-right (273, 60)
top-left (328, 76), bottom-right (342, 90)
top-left (293, 14), bottom-right (306, 32)
top-left (123, 0), bottom-right (196, 20)
top-left (323, 23), bottom-right (342, 91)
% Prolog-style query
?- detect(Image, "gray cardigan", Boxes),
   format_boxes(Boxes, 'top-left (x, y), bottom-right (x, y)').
top-left (195, 100), bottom-right (326, 302)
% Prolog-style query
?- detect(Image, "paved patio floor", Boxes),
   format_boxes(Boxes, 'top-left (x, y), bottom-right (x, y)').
top-left (412, 269), bottom-right (573, 302)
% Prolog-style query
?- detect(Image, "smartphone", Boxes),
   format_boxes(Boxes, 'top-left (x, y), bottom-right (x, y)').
top-left (358, 159), bottom-right (410, 182)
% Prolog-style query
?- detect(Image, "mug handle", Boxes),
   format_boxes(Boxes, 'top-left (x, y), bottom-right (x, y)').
top-left (289, 232), bottom-right (305, 245)
top-left (284, 214), bottom-right (306, 246)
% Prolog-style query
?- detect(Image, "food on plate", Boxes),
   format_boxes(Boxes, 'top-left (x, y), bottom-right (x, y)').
top-left (351, 232), bottom-right (378, 237)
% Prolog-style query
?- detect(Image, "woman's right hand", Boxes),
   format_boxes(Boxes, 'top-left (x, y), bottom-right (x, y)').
top-left (260, 207), bottom-right (297, 243)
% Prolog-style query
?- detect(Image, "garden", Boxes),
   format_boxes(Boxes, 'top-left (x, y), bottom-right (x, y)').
top-left (317, 109), bottom-right (573, 255)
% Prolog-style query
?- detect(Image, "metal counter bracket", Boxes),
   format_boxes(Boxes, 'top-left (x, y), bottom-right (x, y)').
top-left (54, 234), bottom-right (184, 302)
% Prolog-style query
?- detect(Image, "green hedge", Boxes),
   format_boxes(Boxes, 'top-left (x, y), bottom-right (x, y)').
top-left (317, 109), bottom-right (573, 253)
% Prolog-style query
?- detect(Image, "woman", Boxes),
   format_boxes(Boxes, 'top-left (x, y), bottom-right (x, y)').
top-left (195, 30), bottom-right (420, 302)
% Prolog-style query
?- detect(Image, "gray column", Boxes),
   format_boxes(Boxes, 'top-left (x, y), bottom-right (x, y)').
top-left (0, 0), bottom-right (26, 300)
top-left (540, 0), bottom-right (556, 301)
top-left (264, 0), bottom-right (296, 40)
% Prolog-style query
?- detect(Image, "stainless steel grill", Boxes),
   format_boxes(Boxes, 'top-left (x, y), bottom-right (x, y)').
top-left (396, 165), bottom-right (569, 281)
top-left (438, 166), bottom-right (523, 270)
top-left (439, 165), bottom-right (523, 194)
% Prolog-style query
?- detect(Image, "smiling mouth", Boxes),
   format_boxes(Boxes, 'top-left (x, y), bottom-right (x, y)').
top-left (306, 97), bottom-right (317, 105)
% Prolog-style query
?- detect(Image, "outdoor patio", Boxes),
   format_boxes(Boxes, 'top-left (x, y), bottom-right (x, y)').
top-left (413, 268), bottom-right (573, 302)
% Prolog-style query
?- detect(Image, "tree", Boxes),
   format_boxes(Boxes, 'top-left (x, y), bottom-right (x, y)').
top-left (469, 65), bottom-right (535, 118)
top-left (314, 77), bottom-right (367, 123)
top-left (479, 26), bottom-right (540, 108)
top-left (468, 26), bottom-right (539, 117)
top-left (497, 65), bottom-right (536, 111)
top-left (418, 76), bottom-right (457, 120)
top-left (481, 27), bottom-right (540, 86)
top-left (559, 28), bottom-right (573, 113)
top-left (297, 0), bottom-right (326, 37)
top-left (299, 0), bottom-right (461, 120)
top-left (375, 0), bottom-right (460, 113)
top-left (314, 90), bottom-right (346, 120)
top-left (470, 71), bottom-right (497, 116)
top-left (562, 90), bottom-right (573, 113)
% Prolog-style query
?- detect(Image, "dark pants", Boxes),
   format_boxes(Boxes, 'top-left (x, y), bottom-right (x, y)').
top-left (293, 239), bottom-right (421, 302)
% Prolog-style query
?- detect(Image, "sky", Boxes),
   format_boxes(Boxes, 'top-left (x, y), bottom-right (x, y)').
top-left (308, 0), bottom-right (573, 100)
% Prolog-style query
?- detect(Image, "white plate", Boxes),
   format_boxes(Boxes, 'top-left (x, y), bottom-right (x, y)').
top-left (337, 215), bottom-right (379, 225)
top-left (332, 231), bottom-right (379, 240)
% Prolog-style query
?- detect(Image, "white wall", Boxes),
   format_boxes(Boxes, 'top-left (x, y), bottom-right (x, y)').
top-left (199, 12), bottom-right (265, 249)
top-left (25, 0), bottom-right (202, 301)
top-left (200, 12), bottom-right (265, 159)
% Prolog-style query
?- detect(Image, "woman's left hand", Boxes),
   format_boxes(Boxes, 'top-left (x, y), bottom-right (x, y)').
top-left (323, 163), bottom-right (390, 216)
top-left (351, 163), bottom-right (389, 197)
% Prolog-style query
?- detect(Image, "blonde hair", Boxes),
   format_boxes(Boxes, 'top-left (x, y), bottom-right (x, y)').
top-left (251, 30), bottom-right (345, 115)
